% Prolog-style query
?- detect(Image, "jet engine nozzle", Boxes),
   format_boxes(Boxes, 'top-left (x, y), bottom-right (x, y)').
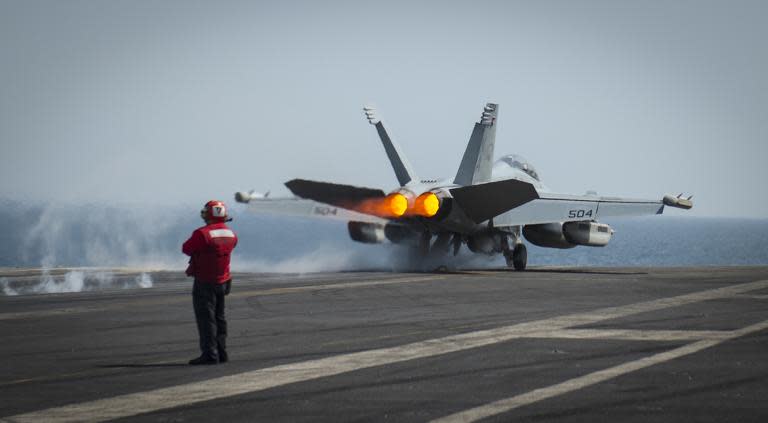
top-left (355, 192), bottom-right (409, 218)
top-left (413, 192), bottom-right (440, 217)
top-left (385, 193), bottom-right (408, 217)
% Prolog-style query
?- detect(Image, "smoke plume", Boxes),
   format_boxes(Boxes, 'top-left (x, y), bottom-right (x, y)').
top-left (0, 270), bottom-right (154, 296)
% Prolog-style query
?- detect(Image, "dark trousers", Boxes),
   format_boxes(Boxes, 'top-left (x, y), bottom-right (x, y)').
top-left (192, 280), bottom-right (228, 360)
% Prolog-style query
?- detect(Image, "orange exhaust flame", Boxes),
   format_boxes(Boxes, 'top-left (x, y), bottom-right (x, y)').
top-left (412, 192), bottom-right (440, 217)
top-left (353, 193), bottom-right (408, 218)
top-left (349, 192), bottom-right (440, 219)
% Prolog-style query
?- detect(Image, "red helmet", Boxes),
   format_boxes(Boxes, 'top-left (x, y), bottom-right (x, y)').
top-left (200, 200), bottom-right (229, 223)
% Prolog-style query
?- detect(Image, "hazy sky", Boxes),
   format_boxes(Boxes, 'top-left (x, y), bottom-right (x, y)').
top-left (1, 0), bottom-right (766, 217)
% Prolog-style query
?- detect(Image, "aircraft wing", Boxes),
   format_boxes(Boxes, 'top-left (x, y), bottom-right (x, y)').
top-left (492, 192), bottom-right (671, 227)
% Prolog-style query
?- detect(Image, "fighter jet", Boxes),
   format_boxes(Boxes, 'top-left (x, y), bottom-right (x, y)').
top-left (235, 103), bottom-right (692, 270)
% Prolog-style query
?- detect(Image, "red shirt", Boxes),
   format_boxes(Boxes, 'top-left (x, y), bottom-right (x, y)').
top-left (182, 222), bottom-right (238, 284)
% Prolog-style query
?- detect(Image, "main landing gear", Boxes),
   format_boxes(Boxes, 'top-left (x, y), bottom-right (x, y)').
top-left (410, 231), bottom-right (459, 272)
top-left (504, 242), bottom-right (527, 271)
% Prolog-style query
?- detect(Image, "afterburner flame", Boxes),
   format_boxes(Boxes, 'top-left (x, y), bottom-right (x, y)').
top-left (413, 192), bottom-right (440, 217)
top-left (354, 193), bottom-right (408, 218)
top-left (351, 192), bottom-right (440, 219)
top-left (386, 193), bottom-right (408, 217)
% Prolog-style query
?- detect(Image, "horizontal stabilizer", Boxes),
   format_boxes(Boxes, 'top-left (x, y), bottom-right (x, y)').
top-left (449, 178), bottom-right (539, 224)
top-left (240, 195), bottom-right (388, 224)
top-left (285, 179), bottom-right (385, 209)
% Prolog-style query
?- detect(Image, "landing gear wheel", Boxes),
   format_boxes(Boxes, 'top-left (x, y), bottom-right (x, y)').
top-left (511, 243), bottom-right (527, 271)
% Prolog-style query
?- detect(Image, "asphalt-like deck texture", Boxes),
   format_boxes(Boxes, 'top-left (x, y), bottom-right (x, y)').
top-left (1, 266), bottom-right (767, 422)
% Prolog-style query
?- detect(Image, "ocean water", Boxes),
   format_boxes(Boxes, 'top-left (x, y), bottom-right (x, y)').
top-left (527, 216), bottom-right (768, 267)
top-left (0, 199), bottom-right (766, 272)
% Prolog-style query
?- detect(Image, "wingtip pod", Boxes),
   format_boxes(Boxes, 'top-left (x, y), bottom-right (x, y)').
top-left (663, 194), bottom-right (694, 210)
top-left (235, 189), bottom-right (268, 203)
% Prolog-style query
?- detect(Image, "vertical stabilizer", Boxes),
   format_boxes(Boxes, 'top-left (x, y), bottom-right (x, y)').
top-left (364, 106), bottom-right (418, 186)
top-left (453, 103), bottom-right (498, 186)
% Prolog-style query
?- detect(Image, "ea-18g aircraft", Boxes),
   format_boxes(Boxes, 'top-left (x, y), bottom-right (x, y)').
top-left (235, 103), bottom-right (692, 270)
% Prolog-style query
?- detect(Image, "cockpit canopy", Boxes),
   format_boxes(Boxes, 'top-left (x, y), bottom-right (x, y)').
top-left (497, 154), bottom-right (540, 181)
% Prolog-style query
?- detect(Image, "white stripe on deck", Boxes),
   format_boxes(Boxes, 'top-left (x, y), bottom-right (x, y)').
top-left (523, 328), bottom-right (732, 341)
top-left (3, 279), bottom-right (767, 423)
top-left (430, 319), bottom-right (768, 423)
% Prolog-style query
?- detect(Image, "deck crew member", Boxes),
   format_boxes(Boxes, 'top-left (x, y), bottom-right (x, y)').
top-left (182, 200), bottom-right (238, 365)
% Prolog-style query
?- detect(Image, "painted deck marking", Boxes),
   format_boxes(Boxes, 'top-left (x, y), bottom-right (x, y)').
top-left (430, 319), bottom-right (768, 423)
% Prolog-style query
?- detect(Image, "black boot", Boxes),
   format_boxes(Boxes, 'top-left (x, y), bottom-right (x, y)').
top-left (188, 355), bottom-right (218, 365)
top-left (218, 349), bottom-right (228, 363)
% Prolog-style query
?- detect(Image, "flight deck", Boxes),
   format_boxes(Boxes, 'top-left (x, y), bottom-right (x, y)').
top-left (1, 266), bottom-right (767, 422)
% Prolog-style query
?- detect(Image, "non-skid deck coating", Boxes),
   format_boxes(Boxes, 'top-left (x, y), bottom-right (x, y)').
top-left (1, 266), bottom-right (767, 422)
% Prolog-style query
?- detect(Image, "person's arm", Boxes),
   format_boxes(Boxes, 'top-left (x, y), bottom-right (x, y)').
top-left (182, 230), bottom-right (205, 256)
